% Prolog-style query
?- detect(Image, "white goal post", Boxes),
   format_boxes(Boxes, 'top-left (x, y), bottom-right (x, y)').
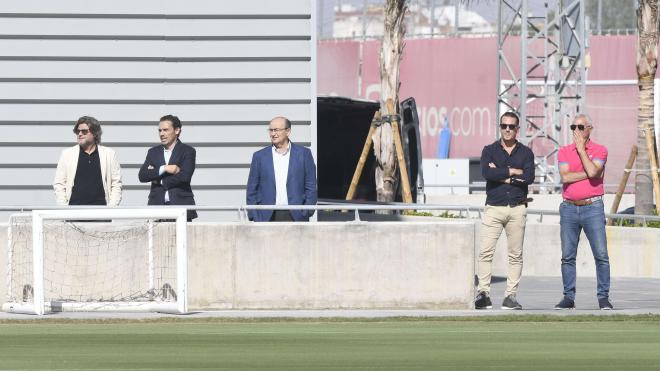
top-left (3, 208), bottom-right (188, 315)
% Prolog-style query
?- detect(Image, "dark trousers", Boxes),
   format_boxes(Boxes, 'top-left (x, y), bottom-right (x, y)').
top-left (270, 210), bottom-right (294, 222)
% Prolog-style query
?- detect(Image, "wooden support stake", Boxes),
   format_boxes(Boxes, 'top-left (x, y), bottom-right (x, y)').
top-left (346, 111), bottom-right (380, 201)
top-left (643, 124), bottom-right (660, 215)
top-left (608, 145), bottom-right (637, 226)
top-left (387, 99), bottom-right (413, 203)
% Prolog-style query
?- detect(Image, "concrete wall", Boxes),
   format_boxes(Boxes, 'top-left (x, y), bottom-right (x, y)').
top-left (422, 194), bottom-right (659, 279)
top-left (0, 221), bottom-right (476, 310)
top-left (3, 217), bottom-right (658, 311)
top-left (489, 224), bottom-right (660, 278)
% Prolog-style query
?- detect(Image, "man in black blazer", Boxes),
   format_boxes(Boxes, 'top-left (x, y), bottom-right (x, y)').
top-left (138, 114), bottom-right (198, 221)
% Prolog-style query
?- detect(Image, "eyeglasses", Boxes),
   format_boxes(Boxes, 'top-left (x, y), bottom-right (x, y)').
top-left (74, 129), bottom-right (90, 135)
top-left (499, 124), bottom-right (519, 130)
top-left (570, 124), bottom-right (591, 131)
top-left (267, 128), bottom-right (288, 133)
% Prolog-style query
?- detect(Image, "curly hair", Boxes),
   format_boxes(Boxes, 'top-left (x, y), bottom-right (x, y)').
top-left (74, 116), bottom-right (103, 144)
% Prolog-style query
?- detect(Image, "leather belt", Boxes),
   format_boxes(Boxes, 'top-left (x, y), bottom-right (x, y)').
top-left (488, 198), bottom-right (533, 208)
top-left (511, 200), bottom-right (528, 207)
top-left (564, 195), bottom-right (602, 206)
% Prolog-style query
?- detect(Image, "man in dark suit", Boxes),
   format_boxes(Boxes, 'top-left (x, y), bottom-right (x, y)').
top-left (246, 116), bottom-right (317, 222)
top-left (138, 114), bottom-right (198, 221)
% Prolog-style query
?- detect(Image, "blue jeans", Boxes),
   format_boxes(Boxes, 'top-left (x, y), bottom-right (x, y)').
top-left (559, 199), bottom-right (610, 300)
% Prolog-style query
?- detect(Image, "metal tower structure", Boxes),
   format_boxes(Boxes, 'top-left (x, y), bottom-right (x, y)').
top-left (497, 0), bottom-right (587, 192)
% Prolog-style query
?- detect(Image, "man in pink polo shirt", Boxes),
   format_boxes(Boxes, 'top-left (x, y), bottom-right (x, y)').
top-left (554, 113), bottom-right (612, 310)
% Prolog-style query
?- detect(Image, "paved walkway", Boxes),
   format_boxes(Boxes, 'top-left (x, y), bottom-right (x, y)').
top-left (479, 275), bottom-right (660, 314)
top-left (1, 277), bottom-right (659, 320)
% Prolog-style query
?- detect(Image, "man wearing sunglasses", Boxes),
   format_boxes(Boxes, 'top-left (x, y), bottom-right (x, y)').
top-left (246, 116), bottom-right (317, 222)
top-left (53, 116), bottom-right (123, 206)
top-left (475, 112), bottom-right (535, 310)
top-left (554, 114), bottom-right (613, 310)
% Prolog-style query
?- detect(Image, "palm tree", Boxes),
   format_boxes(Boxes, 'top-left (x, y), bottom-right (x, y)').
top-left (635, 0), bottom-right (660, 216)
top-left (373, 0), bottom-right (407, 202)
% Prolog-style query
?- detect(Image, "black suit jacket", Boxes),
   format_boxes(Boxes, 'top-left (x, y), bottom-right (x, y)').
top-left (138, 140), bottom-right (198, 220)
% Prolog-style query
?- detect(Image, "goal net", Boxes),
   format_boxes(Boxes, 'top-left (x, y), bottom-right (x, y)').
top-left (3, 208), bottom-right (188, 315)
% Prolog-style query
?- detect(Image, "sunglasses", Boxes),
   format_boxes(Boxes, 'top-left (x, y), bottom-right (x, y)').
top-left (74, 129), bottom-right (90, 135)
top-left (499, 124), bottom-right (519, 130)
top-left (569, 124), bottom-right (590, 131)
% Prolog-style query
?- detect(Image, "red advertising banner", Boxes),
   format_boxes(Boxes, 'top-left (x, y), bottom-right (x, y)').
top-left (318, 36), bottom-right (639, 189)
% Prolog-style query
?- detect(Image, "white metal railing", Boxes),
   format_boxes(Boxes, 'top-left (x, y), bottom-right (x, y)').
top-left (423, 183), bottom-right (633, 189)
top-left (1, 204), bottom-right (659, 226)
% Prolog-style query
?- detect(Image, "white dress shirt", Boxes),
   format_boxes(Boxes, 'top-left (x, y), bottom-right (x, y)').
top-left (158, 144), bottom-right (174, 203)
top-left (272, 142), bottom-right (291, 205)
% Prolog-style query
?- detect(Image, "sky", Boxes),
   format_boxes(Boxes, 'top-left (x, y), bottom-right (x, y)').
top-left (318, 0), bottom-right (556, 37)
top-left (323, 0), bottom-right (553, 23)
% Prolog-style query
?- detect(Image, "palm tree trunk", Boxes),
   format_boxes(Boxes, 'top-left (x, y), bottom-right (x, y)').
top-left (635, 0), bottom-right (659, 215)
top-left (374, 0), bottom-right (407, 202)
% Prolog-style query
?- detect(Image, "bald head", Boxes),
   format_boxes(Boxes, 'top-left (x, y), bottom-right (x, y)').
top-left (268, 116), bottom-right (292, 149)
top-left (270, 116), bottom-right (292, 129)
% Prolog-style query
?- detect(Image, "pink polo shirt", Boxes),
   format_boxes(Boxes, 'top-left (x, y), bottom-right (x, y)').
top-left (557, 140), bottom-right (607, 201)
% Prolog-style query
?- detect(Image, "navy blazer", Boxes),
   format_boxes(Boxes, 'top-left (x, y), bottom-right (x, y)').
top-left (246, 142), bottom-right (318, 221)
top-left (138, 140), bottom-right (198, 220)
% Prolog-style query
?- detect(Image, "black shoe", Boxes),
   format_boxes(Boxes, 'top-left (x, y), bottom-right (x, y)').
top-left (554, 297), bottom-right (575, 310)
top-left (501, 295), bottom-right (522, 310)
top-left (598, 297), bottom-right (614, 310)
top-left (475, 291), bottom-right (492, 309)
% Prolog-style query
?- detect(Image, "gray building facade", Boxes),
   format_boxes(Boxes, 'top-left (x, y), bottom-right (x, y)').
top-left (0, 0), bottom-right (317, 220)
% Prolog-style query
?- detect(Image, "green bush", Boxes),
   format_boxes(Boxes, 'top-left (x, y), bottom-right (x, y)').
top-left (611, 210), bottom-right (660, 228)
top-left (404, 210), bottom-right (465, 219)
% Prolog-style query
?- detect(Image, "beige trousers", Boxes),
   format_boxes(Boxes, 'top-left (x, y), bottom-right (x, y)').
top-left (477, 204), bottom-right (527, 297)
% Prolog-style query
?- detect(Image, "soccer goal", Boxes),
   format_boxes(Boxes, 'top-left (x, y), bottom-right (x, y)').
top-left (3, 208), bottom-right (188, 315)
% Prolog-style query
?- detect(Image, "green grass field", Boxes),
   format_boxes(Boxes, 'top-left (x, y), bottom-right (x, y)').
top-left (1, 316), bottom-right (659, 370)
